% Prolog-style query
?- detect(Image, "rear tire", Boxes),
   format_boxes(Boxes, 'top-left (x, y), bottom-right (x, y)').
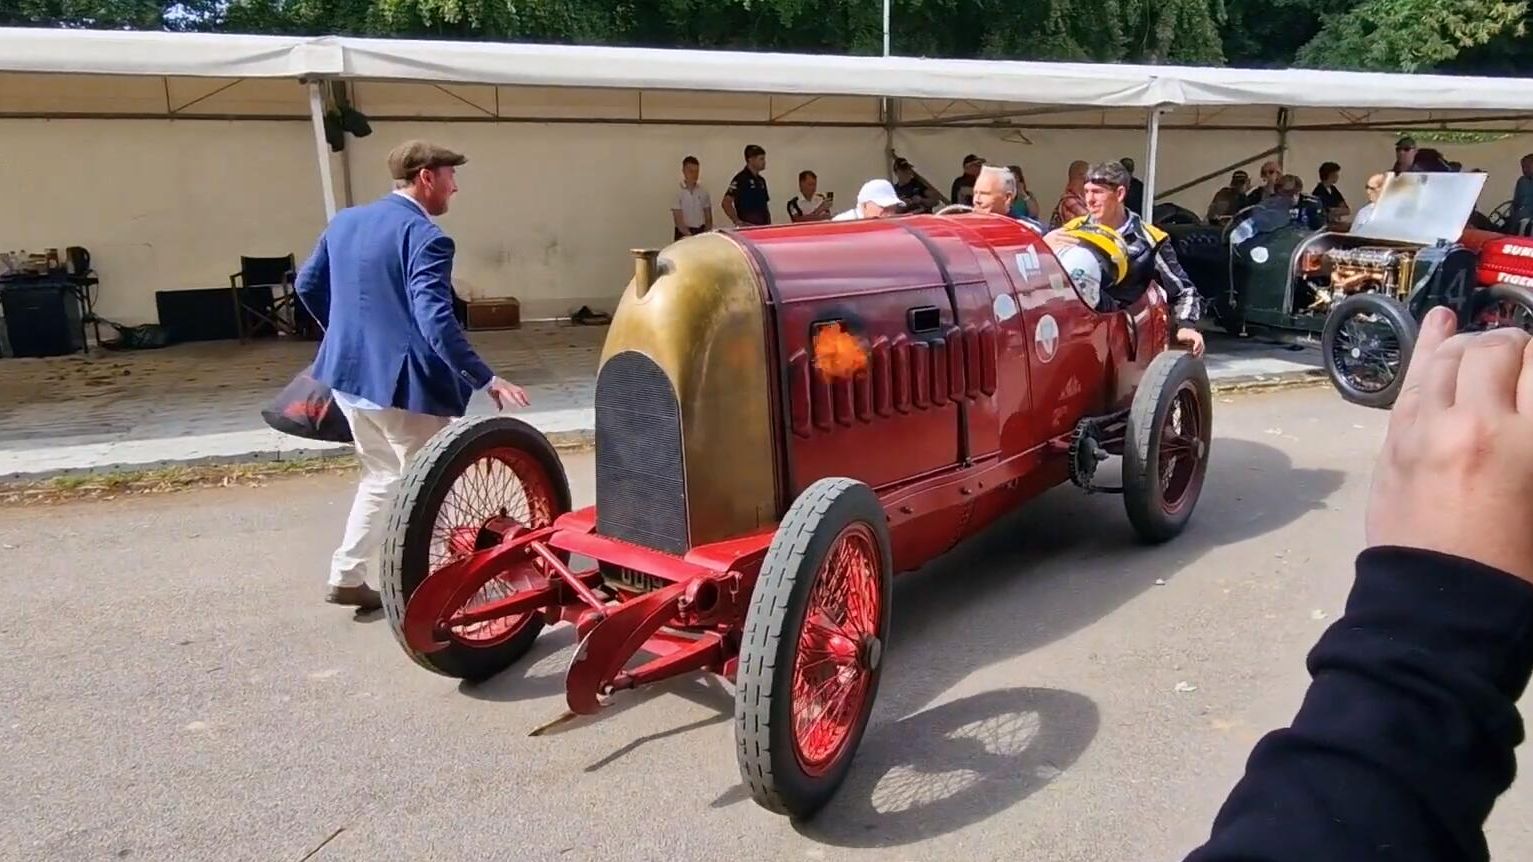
top-left (1124, 350), bottom-right (1212, 543)
top-left (735, 478), bottom-right (893, 820)
top-left (380, 416), bottom-right (571, 682)
top-left (1474, 283), bottom-right (1533, 335)
top-left (1322, 292), bottom-right (1417, 409)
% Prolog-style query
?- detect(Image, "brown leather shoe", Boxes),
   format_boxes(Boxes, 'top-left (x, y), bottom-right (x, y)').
top-left (327, 583), bottom-right (383, 611)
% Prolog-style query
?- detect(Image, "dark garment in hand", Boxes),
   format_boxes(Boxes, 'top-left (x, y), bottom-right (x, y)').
top-left (1184, 546), bottom-right (1533, 862)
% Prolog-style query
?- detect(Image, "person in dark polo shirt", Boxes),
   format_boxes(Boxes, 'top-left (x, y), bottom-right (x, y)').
top-left (893, 157), bottom-right (939, 214)
top-left (1312, 161), bottom-right (1349, 222)
top-left (950, 154), bottom-right (984, 207)
top-left (723, 144), bottom-right (771, 227)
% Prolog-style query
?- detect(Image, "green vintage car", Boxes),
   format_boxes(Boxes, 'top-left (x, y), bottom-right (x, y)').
top-left (1160, 172), bottom-right (1533, 408)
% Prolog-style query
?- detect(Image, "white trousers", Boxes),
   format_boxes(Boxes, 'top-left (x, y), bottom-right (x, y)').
top-left (329, 401), bottom-right (451, 588)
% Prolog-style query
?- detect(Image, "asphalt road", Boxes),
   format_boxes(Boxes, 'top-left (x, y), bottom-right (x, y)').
top-left (3, 387), bottom-right (1532, 862)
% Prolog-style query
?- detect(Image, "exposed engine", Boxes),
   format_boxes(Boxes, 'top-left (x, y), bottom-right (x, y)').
top-left (1297, 244), bottom-right (1419, 311)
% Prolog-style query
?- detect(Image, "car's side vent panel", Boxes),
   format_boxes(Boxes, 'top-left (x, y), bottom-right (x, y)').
top-left (786, 321), bottom-right (998, 437)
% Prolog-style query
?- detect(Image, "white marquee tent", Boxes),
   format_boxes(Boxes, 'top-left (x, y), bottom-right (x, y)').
top-left (3, 27), bottom-right (1531, 322)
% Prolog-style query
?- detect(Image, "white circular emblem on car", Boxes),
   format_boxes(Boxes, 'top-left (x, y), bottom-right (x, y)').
top-left (1251, 246), bottom-right (1269, 264)
top-left (1035, 313), bottom-right (1060, 362)
top-left (993, 292), bottom-right (1019, 322)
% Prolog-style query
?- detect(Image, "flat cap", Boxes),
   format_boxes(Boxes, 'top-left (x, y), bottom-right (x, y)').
top-left (387, 140), bottom-right (467, 180)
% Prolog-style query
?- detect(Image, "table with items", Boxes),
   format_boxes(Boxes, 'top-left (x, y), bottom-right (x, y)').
top-left (0, 248), bottom-right (99, 357)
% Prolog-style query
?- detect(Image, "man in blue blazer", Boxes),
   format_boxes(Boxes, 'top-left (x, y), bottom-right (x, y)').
top-left (296, 140), bottom-right (529, 611)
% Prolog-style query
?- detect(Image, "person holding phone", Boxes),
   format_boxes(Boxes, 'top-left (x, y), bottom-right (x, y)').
top-left (786, 170), bottom-right (833, 222)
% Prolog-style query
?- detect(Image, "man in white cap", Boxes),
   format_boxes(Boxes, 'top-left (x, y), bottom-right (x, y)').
top-left (833, 178), bottom-right (904, 221)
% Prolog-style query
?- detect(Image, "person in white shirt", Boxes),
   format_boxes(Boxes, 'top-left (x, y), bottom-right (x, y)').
top-left (832, 178), bottom-right (904, 221)
top-left (672, 155), bottom-right (713, 240)
top-left (1352, 173), bottom-right (1386, 229)
top-left (787, 170), bottom-right (833, 222)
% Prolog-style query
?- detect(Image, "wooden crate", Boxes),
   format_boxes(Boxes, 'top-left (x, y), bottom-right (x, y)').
top-left (466, 297), bottom-right (521, 330)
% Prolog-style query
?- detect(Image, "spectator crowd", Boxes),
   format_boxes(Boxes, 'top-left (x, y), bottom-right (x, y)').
top-left (670, 136), bottom-right (1533, 239)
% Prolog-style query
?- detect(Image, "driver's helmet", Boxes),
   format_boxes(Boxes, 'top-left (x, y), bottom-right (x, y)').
top-left (1045, 223), bottom-right (1130, 308)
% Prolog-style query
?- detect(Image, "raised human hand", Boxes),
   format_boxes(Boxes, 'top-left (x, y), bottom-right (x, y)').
top-left (1366, 306), bottom-right (1533, 584)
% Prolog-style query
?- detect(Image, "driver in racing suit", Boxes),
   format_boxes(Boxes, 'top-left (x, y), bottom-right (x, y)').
top-left (1053, 160), bottom-right (1206, 357)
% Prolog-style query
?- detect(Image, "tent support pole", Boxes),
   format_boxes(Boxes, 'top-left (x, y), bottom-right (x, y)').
top-left (308, 80), bottom-right (338, 222)
top-left (1276, 107), bottom-right (1291, 171)
top-left (882, 0), bottom-right (892, 178)
top-left (1143, 106), bottom-right (1164, 216)
top-left (338, 83), bottom-right (356, 208)
top-left (882, 0), bottom-right (891, 56)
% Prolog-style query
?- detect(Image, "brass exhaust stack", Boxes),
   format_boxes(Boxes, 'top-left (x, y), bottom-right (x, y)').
top-left (631, 248), bottom-right (660, 298)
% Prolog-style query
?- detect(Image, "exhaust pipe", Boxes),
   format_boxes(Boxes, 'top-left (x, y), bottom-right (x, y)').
top-left (631, 248), bottom-right (660, 298)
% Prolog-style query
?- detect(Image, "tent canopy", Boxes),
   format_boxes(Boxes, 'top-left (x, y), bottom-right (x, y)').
top-left (4, 27), bottom-right (1533, 114)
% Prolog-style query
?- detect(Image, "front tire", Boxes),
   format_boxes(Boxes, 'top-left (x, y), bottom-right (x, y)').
top-left (1322, 292), bottom-right (1417, 409)
top-left (380, 416), bottom-right (571, 682)
top-left (1124, 350), bottom-right (1213, 543)
top-left (735, 478), bottom-right (893, 820)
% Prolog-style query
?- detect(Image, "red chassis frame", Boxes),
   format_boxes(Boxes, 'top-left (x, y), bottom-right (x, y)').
top-left (399, 413), bottom-right (1108, 716)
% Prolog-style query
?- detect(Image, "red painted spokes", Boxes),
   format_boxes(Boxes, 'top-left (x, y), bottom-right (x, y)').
top-left (792, 523), bottom-right (882, 776)
top-left (1158, 386), bottom-right (1204, 515)
top-left (430, 447), bottom-right (560, 645)
top-left (1476, 296), bottom-right (1533, 334)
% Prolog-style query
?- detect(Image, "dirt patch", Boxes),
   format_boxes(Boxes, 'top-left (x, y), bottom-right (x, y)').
top-left (0, 458), bottom-right (359, 507)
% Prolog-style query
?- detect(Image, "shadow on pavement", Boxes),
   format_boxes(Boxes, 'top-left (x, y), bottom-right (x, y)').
top-left (781, 437), bottom-right (1342, 844)
top-left (797, 687), bottom-right (1099, 847)
top-left (461, 435), bottom-right (1343, 845)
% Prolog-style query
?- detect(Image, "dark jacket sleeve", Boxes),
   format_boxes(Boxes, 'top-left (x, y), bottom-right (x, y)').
top-left (1184, 547), bottom-right (1533, 862)
top-left (406, 231), bottom-right (495, 390)
top-left (294, 232), bottom-right (330, 328)
top-left (1151, 240), bottom-right (1201, 326)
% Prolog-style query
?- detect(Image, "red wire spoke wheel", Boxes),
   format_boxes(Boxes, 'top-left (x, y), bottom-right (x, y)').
top-left (1123, 349), bottom-right (1213, 543)
top-left (381, 416), bottom-right (571, 681)
top-left (1473, 283), bottom-right (1533, 336)
top-left (736, 478), bottom-right (893, 819)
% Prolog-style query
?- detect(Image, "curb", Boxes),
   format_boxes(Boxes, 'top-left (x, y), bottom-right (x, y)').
top-left (1209, 369), bottom-right (1329, 394)
top-left (0, 368), bottom-right (1320, 489)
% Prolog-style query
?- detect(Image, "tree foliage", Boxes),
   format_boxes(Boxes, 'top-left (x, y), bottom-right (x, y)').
top-left (1296, 0), bottom-right (1529, 72)
top-left (2, 0), bottom-right (1530, 75)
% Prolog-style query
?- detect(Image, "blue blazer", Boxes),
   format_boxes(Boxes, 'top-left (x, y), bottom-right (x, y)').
top-left (295, 194), bottom-right (495, 418)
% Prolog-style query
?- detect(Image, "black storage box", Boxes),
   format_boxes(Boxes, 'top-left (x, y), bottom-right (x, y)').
top-left (2, 282), bottom-right (84, 357)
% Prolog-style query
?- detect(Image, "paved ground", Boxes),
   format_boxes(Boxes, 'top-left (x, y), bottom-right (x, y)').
top-left (0, 323), bottom-right (1320, 480)
top-left (10, 388), bottom-right (1518, 862)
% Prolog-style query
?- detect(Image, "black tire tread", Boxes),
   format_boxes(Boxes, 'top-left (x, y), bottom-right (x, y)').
top-left (1321, 292), bottom-right (1418, 410)
top-left (1123, 349), bottom-right (1212, 543)
top-left (734, 477), bottom-right (890, 818)
top-left (379, 415), bottom-right (570, 681)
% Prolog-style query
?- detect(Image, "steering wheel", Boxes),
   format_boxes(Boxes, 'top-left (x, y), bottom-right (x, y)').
top-left (935, 204), bottom-right (974, 216)
top-left (1488, 200), bottom-right (1514, 232)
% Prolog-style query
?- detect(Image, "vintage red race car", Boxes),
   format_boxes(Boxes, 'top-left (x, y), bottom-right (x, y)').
top-left (378, 212), bottom-right (1214, 819)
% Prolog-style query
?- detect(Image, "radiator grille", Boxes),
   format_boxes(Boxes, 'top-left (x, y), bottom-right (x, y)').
top-left (595, 351), bottom-right (689, 553)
